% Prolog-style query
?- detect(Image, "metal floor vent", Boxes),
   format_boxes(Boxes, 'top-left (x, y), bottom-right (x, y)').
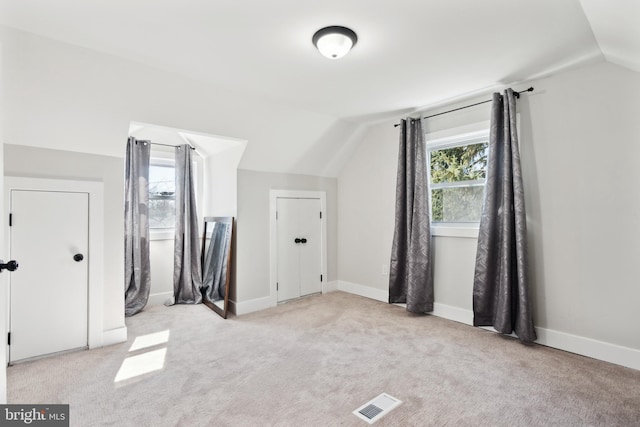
top-left (353, 393), bottom-right (402, 424)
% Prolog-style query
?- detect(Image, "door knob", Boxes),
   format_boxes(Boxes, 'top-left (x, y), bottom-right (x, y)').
top-left (73, 254), bottom-right (84, 262)
top-left (294, 238), bottom-right (302, 244)
top-left (0, 260), bottom-right (19, 272)
top-left (300, 238), bottom-right (307, 244)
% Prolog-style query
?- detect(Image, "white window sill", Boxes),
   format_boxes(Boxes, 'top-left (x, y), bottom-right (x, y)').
top-left (431, 224), bottom-right (479, 239)
top-left (150, 229), bottom-right (174, 241)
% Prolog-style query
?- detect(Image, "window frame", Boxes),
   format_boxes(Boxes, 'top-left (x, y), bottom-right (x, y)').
top-left (147, 151), bottom-right (203, 241)
top-left (426, 128), bottom-right (489, 238)
top-left (148, 157), bottom-right (177, 238)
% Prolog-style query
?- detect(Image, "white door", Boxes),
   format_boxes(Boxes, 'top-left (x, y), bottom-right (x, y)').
top-left (9, 190), bottom-right (89, 362)
top-left (0, 143), bottom-right (6, 402)
top-left (276, 198), bottom-right (322, 302)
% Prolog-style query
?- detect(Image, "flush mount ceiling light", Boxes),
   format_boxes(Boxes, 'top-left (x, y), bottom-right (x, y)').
top-left (312, 26), bottom-right (358, 59)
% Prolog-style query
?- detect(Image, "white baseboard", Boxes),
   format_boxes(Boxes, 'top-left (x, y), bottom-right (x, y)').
top-left (432, 302), bottom-right (474, 325)
top-left (336, 280), bottom-right (387, 303)
top-left (337, 280), bottom-right (640, 371)
top-left (534, 327), bottom-right (640, 371)
top-left (323, 280), bottom-right (338, 293)
top-left (231, 282), bottom-right (339, 316)
top-left (101, 326), bottom-right (127, 347)
top-left (147, 291), bottom-right (173, 306)
top-left (230, 295), bottom-right (275, 316)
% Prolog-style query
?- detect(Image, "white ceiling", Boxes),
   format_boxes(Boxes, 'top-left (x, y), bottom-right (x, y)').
top-left (1, 0), bottom-right (636, 124)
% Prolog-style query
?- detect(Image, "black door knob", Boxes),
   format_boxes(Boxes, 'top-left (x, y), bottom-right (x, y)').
top-left (300, 238), bottom-right (307, 244)
top-left (73, 254), bottom-right (84, 262)
top-left (294, 238), bottom-right (301, 244)
top-left (0, 260), bottom-right (19, 272)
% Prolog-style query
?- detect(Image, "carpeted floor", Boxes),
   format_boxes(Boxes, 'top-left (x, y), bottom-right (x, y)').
top-left (7, 291), bottom-right (640, 426)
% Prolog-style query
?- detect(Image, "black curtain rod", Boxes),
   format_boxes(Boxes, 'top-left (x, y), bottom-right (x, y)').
top-left (393, 87), bottom-right (534, 127)
top-left (136, 140), bottom-right (196, 150)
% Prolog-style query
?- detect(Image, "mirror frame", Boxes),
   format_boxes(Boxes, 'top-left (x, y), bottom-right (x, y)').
top-left (201, 216), bottom-right (234, 319)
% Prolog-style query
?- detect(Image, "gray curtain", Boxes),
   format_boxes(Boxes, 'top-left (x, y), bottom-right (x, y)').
top-left (173, 145), bottom-right (203, 304)
top-left (389, 118), bottom-right (434, 313)
top-left (202, 222), bottom-right (232, 303)
top-left (124, 137), bottom-right (151, 317)
top-left (473, 89), bottom-right (536, 343)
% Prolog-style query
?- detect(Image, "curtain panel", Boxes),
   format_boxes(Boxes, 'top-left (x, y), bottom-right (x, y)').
top-left (173, 145), bottom-right (203, 304)
top-left (389, 118), bottom-right (434, 313)
top-left (473, 89), bottom-right (536, 343)
top-left (124, 137), bottom-right (151, 317)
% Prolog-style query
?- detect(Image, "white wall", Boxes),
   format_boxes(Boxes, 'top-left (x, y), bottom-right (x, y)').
top-left (148, 238), bottom-right (174, 305)
top-left (235, 170), bottom-right (337, 305)
top-left (3, 145), bottom-right (125, 333)
top-left (338, 60), bottom-right (640, 366)
top-left (204, 144), bottom-right (246, 217)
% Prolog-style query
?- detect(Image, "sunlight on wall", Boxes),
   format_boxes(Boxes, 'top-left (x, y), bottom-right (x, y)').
top-left (115, 330), bottom-right (171, 383)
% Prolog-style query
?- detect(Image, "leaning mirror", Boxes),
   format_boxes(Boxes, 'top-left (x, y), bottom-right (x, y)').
top-left (201, 216), bottom-right (234, 319)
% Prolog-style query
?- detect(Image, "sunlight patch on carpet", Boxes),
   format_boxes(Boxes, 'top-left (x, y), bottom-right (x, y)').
top-left (353, 393), bottom-right (402, 424)
top-left (129, 330), bottom-right (170, 352)
top-left (114, 348), bottom-right (167, 382)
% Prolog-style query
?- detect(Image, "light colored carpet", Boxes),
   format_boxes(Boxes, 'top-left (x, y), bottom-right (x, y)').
top-left (7, 291), bottom-right (640, 426)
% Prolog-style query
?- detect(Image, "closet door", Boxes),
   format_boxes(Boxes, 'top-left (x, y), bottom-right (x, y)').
top-left (297, 199), bottom-right (322, 297)
top-left (9, 189), bottom-right (89, 362)
top-left (276, 198), bottom-right (322, 302)
top-left (276, 198), bottom-right (301, 302)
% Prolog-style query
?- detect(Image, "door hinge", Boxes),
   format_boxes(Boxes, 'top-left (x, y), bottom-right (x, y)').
top-left (9, 213), bottom-right (12, 227)
top-left (319, 211), bottom-right (322, 219)
top-left (7, 332), bottom-right (10, 346)
top-left (276, 211), bottom-right (278, 220)
top-left (320, 274), bottom-right (323, 282)
top-left (277, 282), bottom-right (279, 291)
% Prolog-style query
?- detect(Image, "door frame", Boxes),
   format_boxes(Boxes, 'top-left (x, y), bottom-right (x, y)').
top-left (4, 177), bottom-right (104, 353)
top-left (269, 190), bottom-right (327, 307)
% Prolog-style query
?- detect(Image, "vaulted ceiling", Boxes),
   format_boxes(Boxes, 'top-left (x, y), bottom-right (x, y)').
top-left (0, 1), bottom-right (637, 176)
top-left (2, 0), bottom-right (637, 123)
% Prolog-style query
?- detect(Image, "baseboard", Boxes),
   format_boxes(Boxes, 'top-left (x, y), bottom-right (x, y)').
top-left (337, 280), bottom-right (639, 371)
top-left (323, 280), bottom-right (338, 293)
top-left (336, 280), bottom-right (388, 303)
top-left (231, 295), bottom-right (275, 316)
top-left (534, 327), bottom-right (640, 371)
top-left (101, 326), bottom-right (127, 347)
top-left (432, 302), bottom-right (474, 325)
top-left (147, 291), bottom-right (173, 306)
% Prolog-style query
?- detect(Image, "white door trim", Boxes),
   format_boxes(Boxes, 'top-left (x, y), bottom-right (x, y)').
top-left (269, 190), bottom-right (327, 308)
top-left (4, 177), bottom-right (104, 350)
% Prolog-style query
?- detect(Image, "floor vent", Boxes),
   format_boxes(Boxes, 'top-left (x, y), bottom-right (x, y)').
top-left (353, 393), bottom-right (402, 424)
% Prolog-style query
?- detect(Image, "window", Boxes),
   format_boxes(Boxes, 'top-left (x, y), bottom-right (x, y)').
top-left (149, 159), bottom-right (175, 229)
top-left (428, 130), bottom-right (488, 223)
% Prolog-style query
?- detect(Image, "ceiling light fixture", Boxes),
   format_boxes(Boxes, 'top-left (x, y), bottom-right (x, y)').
top-left (312, 26), bottom-right (358, 59)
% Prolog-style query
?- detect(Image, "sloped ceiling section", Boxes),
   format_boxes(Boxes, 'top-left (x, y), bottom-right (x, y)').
top-left (0, 0), bottom-right (608, 121)
top-left (580, 0), bottom-right (640, 72)
top-left (0, 1), bottom-right (637, 177)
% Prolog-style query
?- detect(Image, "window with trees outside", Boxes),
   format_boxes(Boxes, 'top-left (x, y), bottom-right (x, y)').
top-left (149, 159), bottom-right (176, 229)
top-left (428, 130), bottom-right (489, 223)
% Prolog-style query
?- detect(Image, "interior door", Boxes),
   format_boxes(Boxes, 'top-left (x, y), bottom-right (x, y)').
top-left (276, 197), bottom-right (322, 302)
top-left (0, 142), bottom-right (6, 402)
top-left (9, 190), bottom-right (89, 362)
top-left (297, 199), bottom-right (322, 297)
top-left (277, 198), bottom-right (300, 302)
